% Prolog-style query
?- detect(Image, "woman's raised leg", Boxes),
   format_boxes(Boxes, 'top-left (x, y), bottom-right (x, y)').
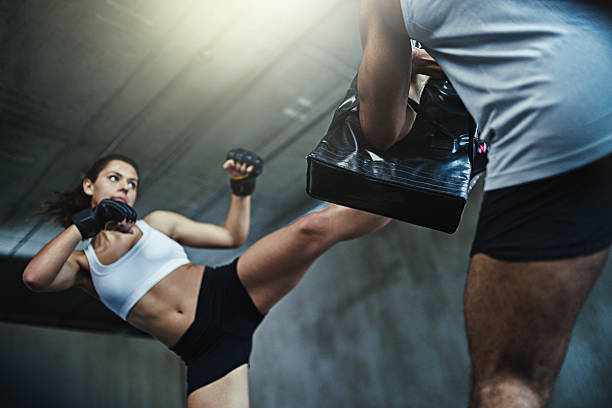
top-left (237, 204), bottom-right (390, 314)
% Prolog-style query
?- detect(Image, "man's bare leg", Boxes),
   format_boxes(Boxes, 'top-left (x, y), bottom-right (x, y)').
top-left (465, 248), bottom-right (610, 407)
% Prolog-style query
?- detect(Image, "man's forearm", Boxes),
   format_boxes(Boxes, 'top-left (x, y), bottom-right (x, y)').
top-left (358, 0), bottom-right (412, 151)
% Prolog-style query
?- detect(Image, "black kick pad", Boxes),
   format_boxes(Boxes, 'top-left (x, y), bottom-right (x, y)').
top-left (306, 76), bottom-right (475, 234)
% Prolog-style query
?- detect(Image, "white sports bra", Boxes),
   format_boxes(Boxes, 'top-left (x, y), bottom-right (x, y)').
top-left (83, 220), bottom-right (191, 320)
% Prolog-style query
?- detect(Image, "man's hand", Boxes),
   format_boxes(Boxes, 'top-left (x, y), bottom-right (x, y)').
top-left (411, 47), bottom-right (446, 78)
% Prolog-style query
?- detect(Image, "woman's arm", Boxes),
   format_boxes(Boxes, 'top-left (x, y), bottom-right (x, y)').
top-left (144, 150), bottom-right (262, 249)
top-left (144, 195), bottom-right (250, 249)
top-left (23, 225), bottom-right (89, 292)
top-left (23, 199), bottom-right (137, 293)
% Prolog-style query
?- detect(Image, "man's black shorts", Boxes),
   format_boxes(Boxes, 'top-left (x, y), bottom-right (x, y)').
top-left (471, 153), bottom-right (612, 261)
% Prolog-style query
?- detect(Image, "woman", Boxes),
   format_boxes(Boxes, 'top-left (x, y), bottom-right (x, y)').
top-left (23, 150), bottom-right (390, 407)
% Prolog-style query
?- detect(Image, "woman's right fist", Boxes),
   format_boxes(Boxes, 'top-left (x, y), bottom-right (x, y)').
top-left (71, 199), bottom-right (137, 239)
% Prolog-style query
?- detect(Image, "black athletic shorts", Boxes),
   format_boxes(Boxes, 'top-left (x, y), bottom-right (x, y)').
top-left (471, 153), bottom-right (612, 261)
top-left (170, 258), bottom-right (264, 395)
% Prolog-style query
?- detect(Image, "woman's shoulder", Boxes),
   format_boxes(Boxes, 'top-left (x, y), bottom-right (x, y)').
top-left (71, 250), bottom-right (97, 296)
top-left (142, 210), bottom-right (183, 239)
top-left (143, 210), bottom-right (176, 224)
top-left (70, 250), bottom-right (94, 286)
top-left (71, 249), bottom-right (89, 268)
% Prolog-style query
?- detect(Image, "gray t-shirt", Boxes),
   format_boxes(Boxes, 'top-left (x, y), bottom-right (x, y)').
top-left (400, 0), bottom-right (612, 190)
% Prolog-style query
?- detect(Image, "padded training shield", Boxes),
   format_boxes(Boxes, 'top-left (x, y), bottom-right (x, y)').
top-left (306, 76), bottom-right (474, 234)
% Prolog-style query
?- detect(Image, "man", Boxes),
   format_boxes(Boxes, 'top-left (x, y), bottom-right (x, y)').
top-left (357, 0), bottom-right (612, 407)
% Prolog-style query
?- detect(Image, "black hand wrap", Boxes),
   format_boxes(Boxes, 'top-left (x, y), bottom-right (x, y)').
top-left (226, 148), bottom-right (264, 196)
top-left (71, 199), bottom-right (138, 239)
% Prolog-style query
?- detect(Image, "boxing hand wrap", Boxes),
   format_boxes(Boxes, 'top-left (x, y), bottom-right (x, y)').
top-left (226, 148), bottom-right (264, 196)
top-left (230, 176), bottom-right (257, 197)
top-left (71, 199), bottom-right (138, 239)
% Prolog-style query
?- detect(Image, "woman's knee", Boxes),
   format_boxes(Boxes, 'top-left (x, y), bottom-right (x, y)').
top-left (292, 210), bottom-right (335, 251)
top-left (294, 210), bottom-right (330, 238)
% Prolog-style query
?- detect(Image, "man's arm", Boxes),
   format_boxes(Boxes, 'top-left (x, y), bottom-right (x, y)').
top-left (358, 0), bottom-right (413, 151)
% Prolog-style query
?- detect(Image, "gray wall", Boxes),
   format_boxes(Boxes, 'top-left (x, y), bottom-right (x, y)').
top-left (0, 323), bottom-right (185, 408)
top-left (248, 183), bottom-right (612, 407)
top-left (2, 183), bottom-right (611, 407)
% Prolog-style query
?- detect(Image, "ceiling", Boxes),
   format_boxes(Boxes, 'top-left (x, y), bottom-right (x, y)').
top-left (0, 0), bottom-right (363, 266)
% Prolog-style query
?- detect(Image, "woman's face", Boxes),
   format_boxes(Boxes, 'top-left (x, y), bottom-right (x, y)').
top-left (83, 160), bottom-right (139, 207)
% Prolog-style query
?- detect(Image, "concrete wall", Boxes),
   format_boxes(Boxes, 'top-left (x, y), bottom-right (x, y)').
top-left (0, 323), bottom-right (185, 408)
top-left (248, 184), bottom-right (612, 407)
top-left (1, 183), bottom-right (611, 407)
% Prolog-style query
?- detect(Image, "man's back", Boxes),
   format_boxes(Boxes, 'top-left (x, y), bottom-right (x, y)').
top-left (399, 0), bottom-right (612, 189)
